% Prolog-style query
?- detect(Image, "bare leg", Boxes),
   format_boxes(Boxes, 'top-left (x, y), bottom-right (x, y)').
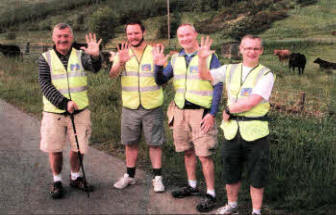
top-left (250, 186), bottom-right (264, 210)
top-left (126, 144), bottom-right (139, 168)
top-left (199, 156), bottom-right (215, 190)
top-left (49, 152), bottom-right (63, 175)
top-left (226, 182), bottom-right (241, 202)
top-left (184, 149), bottom-right (197, 181)
top-left (149, 146), bottom-right (162, 169)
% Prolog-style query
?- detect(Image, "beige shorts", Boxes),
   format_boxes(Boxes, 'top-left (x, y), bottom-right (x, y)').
top-left (40, 109), bottom-right (91, 154)
top-left (167, 102), bottom-right (218, 157)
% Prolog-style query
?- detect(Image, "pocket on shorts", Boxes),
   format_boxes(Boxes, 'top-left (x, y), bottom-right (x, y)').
top-left (167, 101), bottom-right (175, 129)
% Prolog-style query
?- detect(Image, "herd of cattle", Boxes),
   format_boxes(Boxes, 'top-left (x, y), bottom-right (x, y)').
top-left (273, 49), bottom-right (336, 74)
top-left (0, 42), bottom-right (335, 73)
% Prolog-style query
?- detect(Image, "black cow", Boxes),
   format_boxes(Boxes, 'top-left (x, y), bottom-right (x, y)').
top-left (0, 43), bottom-right (21, 57)
top-left (289, 53), bottom-right (306, 75)
top-left (72, 41), bottom-right (87, 50)
top-left (313, 58), bottom-right (336, 70)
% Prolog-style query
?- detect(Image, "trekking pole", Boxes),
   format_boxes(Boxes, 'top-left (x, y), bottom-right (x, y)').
top-left (70, 113), bottom-right (90, 198)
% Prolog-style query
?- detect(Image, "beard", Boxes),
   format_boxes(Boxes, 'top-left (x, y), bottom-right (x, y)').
top-left (130, 37), bottom-right (144, 48)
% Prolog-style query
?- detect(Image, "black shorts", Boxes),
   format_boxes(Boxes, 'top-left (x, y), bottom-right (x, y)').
top-left (222, 133), bottom-right (269, 188)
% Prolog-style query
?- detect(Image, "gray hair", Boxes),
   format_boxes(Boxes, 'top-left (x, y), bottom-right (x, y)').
top-left (53, 23), bottom-right (73, 36)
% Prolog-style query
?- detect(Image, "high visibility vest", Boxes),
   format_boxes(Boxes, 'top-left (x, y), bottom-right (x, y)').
top-left (121, 45), bottom-right (163, 109)
top-left (172, 53), bottom-right (213, 109)
top-left (220, 63), bottom-right (274, 141)
top-left (42, 48), bottom-right (88, 113)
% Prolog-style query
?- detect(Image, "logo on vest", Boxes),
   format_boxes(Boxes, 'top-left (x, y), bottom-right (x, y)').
top-left (70, 64), bottom-right (81, 71)
top-left (241, 88), bottom-right (252, 96)
top-left (141, 64), bottom-right (152, 71)
top-left (189, 66), bottom-right (198, 73)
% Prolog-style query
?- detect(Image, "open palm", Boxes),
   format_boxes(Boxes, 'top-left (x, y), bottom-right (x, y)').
top-left (81, 33), bottom-right (102, 57)
top-left (198, 36), bottom-right (214, 59)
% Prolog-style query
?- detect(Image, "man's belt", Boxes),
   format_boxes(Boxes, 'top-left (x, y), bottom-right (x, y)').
top-left (230, 115), bottom-right (269, 121)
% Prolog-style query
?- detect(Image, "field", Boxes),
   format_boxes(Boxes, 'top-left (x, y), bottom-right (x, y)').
top-left (0, 0), bottom-right (336, 214)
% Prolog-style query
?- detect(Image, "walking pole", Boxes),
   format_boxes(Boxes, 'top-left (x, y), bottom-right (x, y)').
top-left (70, 113), bottom-right (90, 198)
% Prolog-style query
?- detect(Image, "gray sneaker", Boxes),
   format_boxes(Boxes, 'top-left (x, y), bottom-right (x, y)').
top-left (216, 204), bottom-right (239, 215)
top-left (113, 173), bottom-right (136, 189)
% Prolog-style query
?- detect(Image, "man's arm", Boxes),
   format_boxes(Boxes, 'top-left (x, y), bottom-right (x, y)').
top-left (154, 61), bottom-right (174, 85)
top-left (38, 55), bottom-right (69, 110)
top-left (109, 54), bottom-right (124, 78)
top-left (81, 53), bottom-right (102, 73)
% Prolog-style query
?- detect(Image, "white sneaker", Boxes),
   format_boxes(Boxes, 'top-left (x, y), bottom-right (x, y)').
top-left (216, 204), bottom-right (239, 215)
top-left (152, 176), bottom-right (165, 192)
top-left (113, 173), bottom-right (136, 189)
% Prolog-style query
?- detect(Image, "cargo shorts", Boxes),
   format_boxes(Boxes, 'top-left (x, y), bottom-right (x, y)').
top-left (167, 101), bottom-right (218, 157)
top-left (222, 133), bottom-right (269, 188)
top-left (40, 109), bottom-right (91, 154)
top-left (121, 106), bottom-right (165, 146)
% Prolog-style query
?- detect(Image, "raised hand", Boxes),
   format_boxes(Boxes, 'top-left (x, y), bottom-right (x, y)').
top-left (153, 43), bottom-right (169, 66)
top-left (81, 33), bottom-right (102, 57)
top-left (117, 42), bottom-right (132, 65)
top-left (198, 36), bottom-right (214, 59)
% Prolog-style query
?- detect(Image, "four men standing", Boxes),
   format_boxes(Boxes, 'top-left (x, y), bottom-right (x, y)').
top-left (39, 21), bottom-right (274, 215)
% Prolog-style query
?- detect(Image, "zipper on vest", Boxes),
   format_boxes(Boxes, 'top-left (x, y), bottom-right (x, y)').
top-left (132, 45), bottom-right (148, 108)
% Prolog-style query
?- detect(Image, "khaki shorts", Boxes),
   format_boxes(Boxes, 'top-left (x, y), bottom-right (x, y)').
top-left (121, 106), bottom-right (165, 146)
top-left (40, 109), bottom-right (91, 154)
top-left (167, 102), bottom-right (218, 157)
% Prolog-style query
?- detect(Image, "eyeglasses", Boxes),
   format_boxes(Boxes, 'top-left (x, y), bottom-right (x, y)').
top-left (242, 47), bottom-right (262, 51)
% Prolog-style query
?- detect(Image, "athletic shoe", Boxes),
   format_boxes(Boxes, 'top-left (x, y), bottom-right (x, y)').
top-left (152, 176), bottom-right (165, 192)
top-left (171, 185), bottom-right (200, 198)
top-left (50, 181), bottom-right (64, 199)
top-left (70, 176), bottom-right (94, 192)
top-left (113, 173), bottom-right (136, 189)
top-left (196, 194), bottom-right (217, 212)
top-left (216, 204), bottom-right (239, 214)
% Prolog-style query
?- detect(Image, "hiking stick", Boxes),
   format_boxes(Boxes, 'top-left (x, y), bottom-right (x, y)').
top-left (70, 113), bottom-right (90, 198)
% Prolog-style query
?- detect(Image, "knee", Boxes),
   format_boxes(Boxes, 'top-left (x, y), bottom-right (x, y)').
top-left (184, 149), bottom-right (195, 157)
top-left (198, 156), bottom-right (212, 165)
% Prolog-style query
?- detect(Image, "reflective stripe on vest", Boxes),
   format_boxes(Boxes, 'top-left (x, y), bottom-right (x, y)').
top-left (121, 45), bottom-right (163, 109)
top-left (42, 48), bottom-right (88, 113)
top-left (172, 53), bottom-right (213, 109)
top-left (221, 63), bottom-right (273, 141)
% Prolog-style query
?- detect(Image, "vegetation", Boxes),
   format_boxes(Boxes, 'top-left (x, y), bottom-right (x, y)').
top-left (0, 0), bottom-right (335, 214)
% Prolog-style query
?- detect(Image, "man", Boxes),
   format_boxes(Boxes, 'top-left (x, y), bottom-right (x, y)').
top-left (109, 21), bottom-right (165, 192)
top-left (38, 23), bottom-right (102, 199)
top-left (153, 24), bottom-right (223, 212)
top-left (198, 35), bottom-right (275, 215)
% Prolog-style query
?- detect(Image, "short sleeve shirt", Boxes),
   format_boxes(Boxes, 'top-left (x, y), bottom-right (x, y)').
top-left (210, 64), bottom-right (275, 101)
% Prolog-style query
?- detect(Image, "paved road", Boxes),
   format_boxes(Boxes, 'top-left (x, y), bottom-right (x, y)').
top-left (0, 100), bottom-right (201, 214)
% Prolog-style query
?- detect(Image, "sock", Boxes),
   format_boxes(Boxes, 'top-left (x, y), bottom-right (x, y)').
top-left (252, 209), bottom-right (261, 215)
top-left (228, 201), bottom-right (238, 208)
top-left (127, 167), bottom-right (136, 178)
top-left (206, 189), bottom-right (216, 198)
top-left (53, 174), bottom-right (62, 182)
top-left (71, 171), bottom-right (81, 180)
top-left (188, 179), bottom-right (197, 188)
top-left (153, 168), bottom-right (162, 177)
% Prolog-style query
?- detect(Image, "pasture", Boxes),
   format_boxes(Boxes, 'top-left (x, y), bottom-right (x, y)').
top-left (0, 0), bottom-right (335, 214)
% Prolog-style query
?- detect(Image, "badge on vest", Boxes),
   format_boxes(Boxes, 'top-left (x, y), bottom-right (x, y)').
top-left (70, 63), bottom-right (81, 71)
top-left (241, 88), bottom-right (252, 96)
top-left (141, 64), bottom-right (151, 71)
top-left (189, 66), bottom-right (198, 73)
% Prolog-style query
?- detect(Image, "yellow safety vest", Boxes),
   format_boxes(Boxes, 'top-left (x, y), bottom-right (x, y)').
top-left (42, 48), bottom-right (88, 113)
top-left (220, 63), bottom-right (274, 141)
top-left (172, 53), bottom-right (213, 109)
top-left (121, 45), bottom-right (163, 109)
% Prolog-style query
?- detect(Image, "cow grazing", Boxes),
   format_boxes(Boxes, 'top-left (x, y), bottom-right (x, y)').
top-left (0, 44), bottom-right (21, 57)
top-left (72, 41), bottom-right (88, 50)
top-left (289, 53), bottom-right (306, 75)
top-left (313, 58), bottom-right (336, 70)
top-left (274, 49), bottom-right (291, 62)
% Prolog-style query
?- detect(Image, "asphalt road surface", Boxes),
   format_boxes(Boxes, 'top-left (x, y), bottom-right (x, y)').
top-left (0, 99), bottom-right (202, 214)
